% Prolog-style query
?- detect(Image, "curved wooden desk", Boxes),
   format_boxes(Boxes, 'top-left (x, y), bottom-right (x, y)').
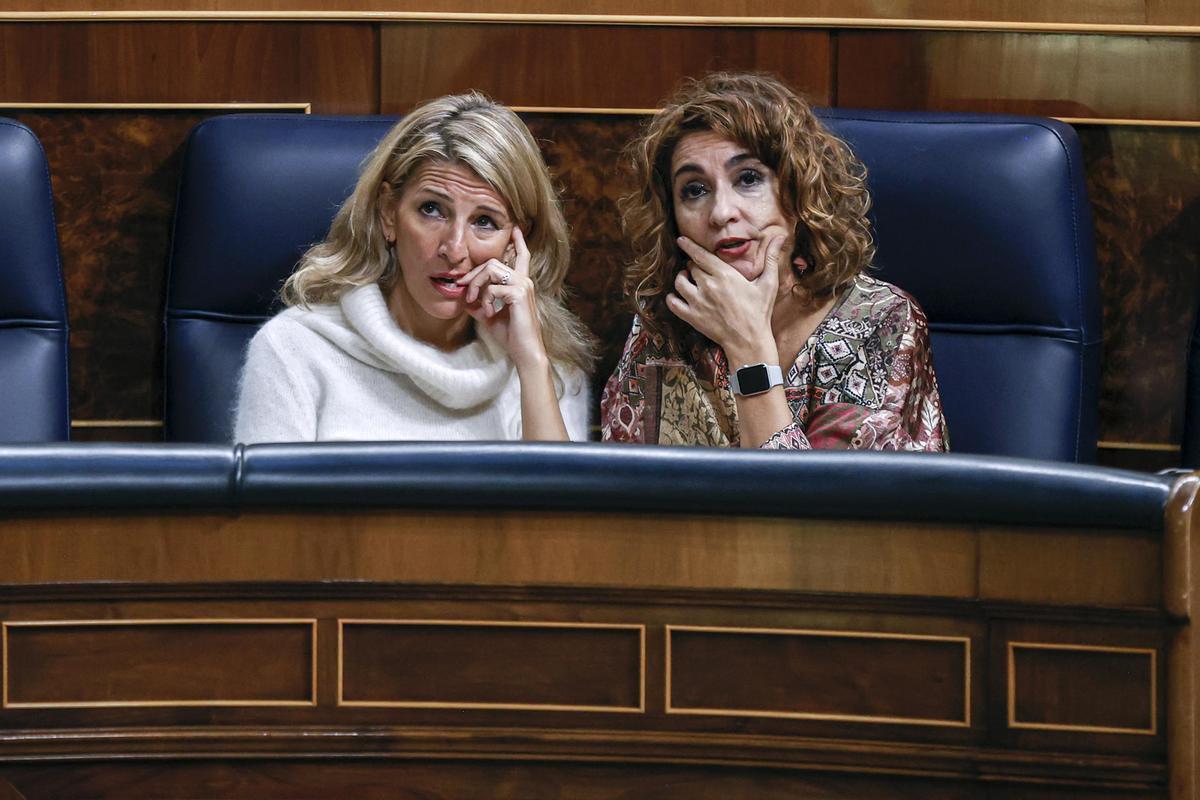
top-left (0, 444), bottom-right (1192, 799)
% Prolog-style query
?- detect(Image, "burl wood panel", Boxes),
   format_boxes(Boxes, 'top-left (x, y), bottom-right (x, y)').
top-left (380, 24), bottom-right (833, 112)
top-left (835, 31), bottom-right (1200, 121)
top-left (10, 111), bottom-right (206, 422)
top-left (1010, 644), bottom-right (1156, 733)
top-left (3, 621), bottom-right (314, 706)
top-left (0, 23), bottom-right (377, 113)
top-left (0, 760), bottom-right (1057, 800)
top-left (1081, 125), bottom-right (1200, 446)
top-left (668, 627), bottom-right (968, 724)
top-left (340, 621), bottom-right (642, 709)
top-left (4, 0), bottom-right (1197, 27)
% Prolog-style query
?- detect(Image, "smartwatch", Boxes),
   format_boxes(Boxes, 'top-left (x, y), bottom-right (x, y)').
top-left (730, 363), bottom-right (784, 396)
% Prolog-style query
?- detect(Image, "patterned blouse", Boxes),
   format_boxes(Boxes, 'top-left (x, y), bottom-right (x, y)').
top-left (601, 274), bottom-right (949, 450)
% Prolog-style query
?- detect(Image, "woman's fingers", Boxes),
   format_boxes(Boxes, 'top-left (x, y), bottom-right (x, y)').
top-left (458, 259), bottom-right (517, 304)
top-left (676, 236), bottom-right (729, 276)
top-left (510, 226), bottom-right (531, 276)
top-left (753, 234), bottom-right (786, 289)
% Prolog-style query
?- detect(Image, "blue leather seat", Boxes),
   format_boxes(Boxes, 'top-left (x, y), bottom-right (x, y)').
top-left (820, 110), bottom-right (1102, 462)
top-left (164, 115), bottom-right (397, 442)
top-left (0, 118), bottom-right (70, 442)
top-left (166, 112), bottom-right (1101, 460)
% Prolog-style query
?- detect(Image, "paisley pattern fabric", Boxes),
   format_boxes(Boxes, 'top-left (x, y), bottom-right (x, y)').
top-left (601, 274), bottom-right (949, 451)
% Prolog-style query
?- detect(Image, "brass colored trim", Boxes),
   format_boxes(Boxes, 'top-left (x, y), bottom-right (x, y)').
top-left (0, 102), bottom-right (312, 113)
top-left (337, 618), bottom-right (646, 713)
top-left (1099, 441), bottom-right (1180, 453)
top-left (1059, 117), bottom-right (1200, 128)
top-left (2, 618), bottom-right (318, 709)
top-left (514, 105), bottom-right (657, 116)
top-left (1007, 641), bottom-right (1157, 735)
top-left (1, 11), bottom-right (1200, 36)
top-left (70, 419), bottom-right (163, 429)
top-left (666, 624), bottom-right (971, 728)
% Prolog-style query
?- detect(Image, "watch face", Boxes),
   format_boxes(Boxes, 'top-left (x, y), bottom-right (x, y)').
top-left (735, 364), bottom-right (772, 395)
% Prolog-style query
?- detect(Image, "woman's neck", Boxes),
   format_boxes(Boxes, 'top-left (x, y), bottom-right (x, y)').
top-left (384, 280), bottom-right (473, 352)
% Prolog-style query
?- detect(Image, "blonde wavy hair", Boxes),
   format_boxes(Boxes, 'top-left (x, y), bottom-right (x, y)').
top-left (620, 72), bottom-right (875, 355)
top-left (283, 92), bottom-right (594, 373)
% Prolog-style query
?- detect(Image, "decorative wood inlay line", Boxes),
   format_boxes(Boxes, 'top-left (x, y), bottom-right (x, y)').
top-left (666, 624), bottom-right (971, 727)
top-left (1060, 118), bottom-right (1200, 128)
top-left (512, 106), bottom-right (657, 116)
top-left (0, 12), bottom-right (1199, 36)
top-left (338, 619), bottom-right (646, 713)
top-left (1007, 641), bottom-right (1158, 735)
top-left (2, 618), bottom-right (318, 709)
top-left (1098, 440), bottom-right (1183, 453)
top-left (0, 102), bottom-right (312, 113)
top-left (70, 419), bottom-right (163, 429)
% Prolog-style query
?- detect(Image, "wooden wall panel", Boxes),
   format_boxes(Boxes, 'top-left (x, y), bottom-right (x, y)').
top-left (0, 23), bottom-right (378, 113)
top-left (836, 31), bottom-right (1200, 120)
top-left (5, 1), bottom-right (1199, 28)
top-left (381, 24), bottom-right (833, 112)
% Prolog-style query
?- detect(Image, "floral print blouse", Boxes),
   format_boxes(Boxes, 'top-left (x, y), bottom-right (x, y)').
top-left (601, 274), bottom-right (949, 451)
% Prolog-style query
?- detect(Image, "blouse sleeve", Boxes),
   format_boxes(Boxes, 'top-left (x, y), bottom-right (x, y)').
top-left (232, 321), bottom-right (319, 444)
top-left (600, 317), bottom-right (651, 443)
top-left (556, 366), bottom-right (592, 443)
top-left (760, 295), bottom-right (948, 452)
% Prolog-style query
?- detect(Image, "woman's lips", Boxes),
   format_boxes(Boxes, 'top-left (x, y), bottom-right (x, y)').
top-left (431, 276), bottom-right (466, 298)
top-left (715, 238), bottom-right (751, 261)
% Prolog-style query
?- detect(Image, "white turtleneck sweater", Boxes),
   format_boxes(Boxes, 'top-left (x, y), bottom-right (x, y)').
top-left (233, 284), bottom-right (590, 444)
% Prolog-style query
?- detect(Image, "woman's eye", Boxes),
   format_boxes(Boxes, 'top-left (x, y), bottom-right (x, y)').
top-left (474, 215), bottom-right (498, 230)
top-left (679, 181), bottom-right (707, 201)
top-left (418, 201), bottom-right (444, 218)
top-left (736, 169), bottom-right (765, 188)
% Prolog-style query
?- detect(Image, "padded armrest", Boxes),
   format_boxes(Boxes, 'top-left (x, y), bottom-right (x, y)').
top-left (240, 443), bottom-right (1168, 530)
top-left (0, 444), bottom-right (238, 509)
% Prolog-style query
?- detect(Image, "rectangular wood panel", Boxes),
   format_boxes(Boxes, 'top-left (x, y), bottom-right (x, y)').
top-left (339, 620), bottom-right (644, 711)
top-left (381, 23), bottom-right (832, 112)
top-left (3, 620), bottom-right (316, 707)
top-left (667, 625), bottom-right (970, 726)
top-left (0, 23), bottom-right (378, 114)
top-left (1009, 642), bottom-right (1157, 734)
top-left (836, 31), bottom-right (1200, 121)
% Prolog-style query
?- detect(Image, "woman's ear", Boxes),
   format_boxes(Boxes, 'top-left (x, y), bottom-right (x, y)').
top-left (376, 182), bottom-right (396, 242)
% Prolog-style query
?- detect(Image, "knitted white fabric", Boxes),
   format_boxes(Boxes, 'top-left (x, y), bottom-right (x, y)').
top-left (233, 283), bottom-right (589, 443)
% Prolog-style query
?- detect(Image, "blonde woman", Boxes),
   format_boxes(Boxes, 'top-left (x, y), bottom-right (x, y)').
top-left (234, 93), bottom-right (594, 443)
top-left (602, 73), bottom-right (947, 450)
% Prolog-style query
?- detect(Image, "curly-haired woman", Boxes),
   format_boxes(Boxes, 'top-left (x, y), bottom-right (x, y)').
top-left (601, 72), bottom-right (947, 450)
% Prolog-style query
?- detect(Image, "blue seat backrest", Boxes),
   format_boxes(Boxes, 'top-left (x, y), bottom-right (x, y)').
top-left (818, 110), bottom-right (1102, 462)
top-left (0, 119), bottom-right (70, 442)
top-left (167, 111), bottom-right (1102, 461)
top-left (165, 115), bottom-right (398, 443)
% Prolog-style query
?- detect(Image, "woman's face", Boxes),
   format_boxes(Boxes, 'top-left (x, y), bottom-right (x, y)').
top-left (669, 131), bottom-right (792, 280)
top-left (379, 161), bottom-right (514, 346)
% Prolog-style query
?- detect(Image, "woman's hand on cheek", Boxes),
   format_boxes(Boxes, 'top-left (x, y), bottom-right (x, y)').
top-left (665, 233), bottom-right (786, 364)
top-left (460, 226), bottom-right (549, 373)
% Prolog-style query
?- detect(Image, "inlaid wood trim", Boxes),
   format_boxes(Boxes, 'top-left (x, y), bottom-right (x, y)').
top-left (1007, 641), bottom-right (1158, 735)
top-left (1098, 440), bottom-right (1182, 453)
top-left (70, 419), bottom-right (163, 429)
top-left (1059, 117), bottom-right (1200, 128)
top-left (1, 12), bottom-right (1199, 37)
top-left (665, 624), bottom-right (972, 727)
top-left (337, 618), bottom-right (646, 712)
top-left (0, 102), bottom-right (312, 113)
top-left (2, 618), bottom-right (318, 709)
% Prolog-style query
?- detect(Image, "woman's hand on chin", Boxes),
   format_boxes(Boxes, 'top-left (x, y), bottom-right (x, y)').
top-left (666, 232), bottom-right (786, 365)
top-left (459, 226), bottom-right (549, 373)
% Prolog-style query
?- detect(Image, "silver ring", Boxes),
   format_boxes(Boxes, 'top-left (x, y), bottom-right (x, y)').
top-left (500, 270), bottom-right (511, 285)
top-left (492, 297), bottom-right (506, 313)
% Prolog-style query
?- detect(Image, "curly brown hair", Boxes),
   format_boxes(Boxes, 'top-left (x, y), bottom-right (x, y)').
top-left (619, 72), bottom-right (875, 355)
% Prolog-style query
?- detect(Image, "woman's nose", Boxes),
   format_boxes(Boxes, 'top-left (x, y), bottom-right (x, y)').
top-left (437, 224), bottom-right (469, 264)
top-left (708, 184), bottom-right (739, 228)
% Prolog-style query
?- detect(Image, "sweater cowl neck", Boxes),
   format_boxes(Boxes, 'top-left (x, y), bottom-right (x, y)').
top-left (292, 283), bottom-right (513, 410)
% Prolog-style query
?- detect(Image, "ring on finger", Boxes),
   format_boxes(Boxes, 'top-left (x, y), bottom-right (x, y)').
top-left (492, 296), bottom-right (506, 313)
top-left (499, 270), bottom-right (511, 285)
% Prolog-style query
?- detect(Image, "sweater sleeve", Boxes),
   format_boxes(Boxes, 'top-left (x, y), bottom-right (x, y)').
top-left (232, 321), bottom-right (319, 444)
top-left (557, 366), bottom-right (592, 443)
